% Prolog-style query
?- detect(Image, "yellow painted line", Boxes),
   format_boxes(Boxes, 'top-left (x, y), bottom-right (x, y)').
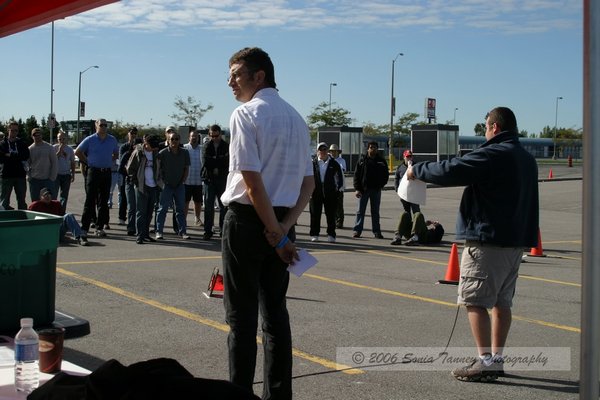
top-left (56, 267), bottom-right (363, 375)
top-left (302, 273), bottom-right (581, 334)
top-left (519, 274), bottom-right (581, 287)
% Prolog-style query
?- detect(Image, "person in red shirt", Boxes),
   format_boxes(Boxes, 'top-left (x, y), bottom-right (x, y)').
top-left (28, 187), bottom-right (88, 246)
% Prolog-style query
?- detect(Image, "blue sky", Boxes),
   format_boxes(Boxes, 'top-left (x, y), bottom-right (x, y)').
top-left (0, 0), bottom-right (582, 136)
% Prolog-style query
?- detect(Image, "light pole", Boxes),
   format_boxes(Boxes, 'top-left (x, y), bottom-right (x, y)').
top-left (389, 52), bottom-right (404, 170)
top-left (329, 82), bottom-right (337, 111)
top-left (553, 96), bottom-right (563, 159)
top-left (77, 65), bottom-right (99, 142)
top-left (453, 107), bottom-right (458, 125)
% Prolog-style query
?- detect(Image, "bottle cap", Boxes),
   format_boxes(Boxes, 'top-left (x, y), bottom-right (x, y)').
top-left (20, 318), bottom-right (33, 327)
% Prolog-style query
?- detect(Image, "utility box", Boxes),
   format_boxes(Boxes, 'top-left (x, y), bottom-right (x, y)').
top-left (410, 124), bottom-right (459, 163)
top-left (0, 210), bottom-right (62, 332)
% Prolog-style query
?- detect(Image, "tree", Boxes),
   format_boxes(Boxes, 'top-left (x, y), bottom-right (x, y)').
top-left (307, 102), bottom-right (353, 130)
top-left (169, 96), bottom-right (214, 128)
top-left (474, 122), bottom-right (486, 136)
top-left (393, 112), bottom-right (420, 136)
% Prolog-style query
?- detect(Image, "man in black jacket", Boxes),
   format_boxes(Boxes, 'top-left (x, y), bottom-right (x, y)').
top-left (352, 141), bottom-right (389, 238)
top-left (0, 121), bottom-right (29, 210)
top-left (202, 124), bottom-right (229, 240)
top-left (309, 142), bottom-right (343, 243)
top-left (408, 106), bottom-right (539, 382)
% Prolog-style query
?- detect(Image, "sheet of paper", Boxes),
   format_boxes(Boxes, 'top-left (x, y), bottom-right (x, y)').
top-left (287, 248), bottom-right (318, 277)
top-left (397, 173), bottom-right (427, 205)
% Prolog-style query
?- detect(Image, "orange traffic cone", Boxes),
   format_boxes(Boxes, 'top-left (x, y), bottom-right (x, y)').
top-left (526, 229), bottom-right (546, 257)
top-left (204, 267), bottom-right (224, 298)
top-left (438, 243), bottom-right (460, 285)
top-left (548, 168), bottom-right (553, 179)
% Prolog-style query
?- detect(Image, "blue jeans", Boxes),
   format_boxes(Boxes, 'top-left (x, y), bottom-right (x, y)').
top-left (0, 177), bottom-right (27, 209)
top-left (156, 184), bottom-right (186, 235)
top-left (135, 185), bottom-right (158, 240)
top-left (54, 174), bottom-right (72, 212)
top-left (353, 188), bottom-right (382, 235)
top-left (60, 213), bottom-right (83, 239)
top-left (29, 178), bottom-right (55, 202)
top-left (125, 181), bottom-right (137, 233)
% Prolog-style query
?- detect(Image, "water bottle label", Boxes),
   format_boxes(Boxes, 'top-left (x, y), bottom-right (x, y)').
top-left (15, 343), bottom-right (39, 362)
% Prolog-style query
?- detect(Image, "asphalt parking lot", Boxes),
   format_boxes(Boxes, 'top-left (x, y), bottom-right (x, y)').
top-left (48, 163), bottom-right (583, 399)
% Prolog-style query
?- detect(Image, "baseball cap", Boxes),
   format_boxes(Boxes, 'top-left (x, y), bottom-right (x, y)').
top-left (403, 149), bottom-right (413, 158)
top-left (40, 187), bottom-right (51, 197)
top-left (317, 142), bottom-right (328, 151)
top-left (165, 126), bottom-right (177, 133)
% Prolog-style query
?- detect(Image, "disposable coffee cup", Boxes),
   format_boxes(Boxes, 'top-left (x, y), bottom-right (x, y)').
top-left (38, 327), bottom-right (65, 373)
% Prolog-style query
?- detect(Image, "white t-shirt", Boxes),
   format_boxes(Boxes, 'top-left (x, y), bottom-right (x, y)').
top-left (221, 88), bottom-right (313, 208)
top-left (144, 150), bottom-right (157, 187)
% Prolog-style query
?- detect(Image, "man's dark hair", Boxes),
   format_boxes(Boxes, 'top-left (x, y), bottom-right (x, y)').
top-left (486, 107), bottom-right (518, 134)
top-left (209, 124), bottom-right (222, 133)
top-left (367, 141), bottom-right (378, 148)
top-left (229, 47), bottom-right (277, 89)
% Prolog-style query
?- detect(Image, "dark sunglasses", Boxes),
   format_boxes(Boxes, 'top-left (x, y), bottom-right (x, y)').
top-left (99, 124), bottom-right (108, 128)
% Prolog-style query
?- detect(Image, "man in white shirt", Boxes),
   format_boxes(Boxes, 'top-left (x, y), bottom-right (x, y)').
top-left (221, 47), bottom-right (314, 400)
top-left (184, 129), bottom-right (203, 226)
top-left (328, 144), bottom-right (346, 228)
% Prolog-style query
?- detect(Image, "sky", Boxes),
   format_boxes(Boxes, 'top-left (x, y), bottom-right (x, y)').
top-left (0, 0), bottom-right (583, 136)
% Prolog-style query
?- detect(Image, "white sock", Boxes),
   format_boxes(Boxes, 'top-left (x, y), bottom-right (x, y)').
top-left (479, 353), bottom-right (493, 366)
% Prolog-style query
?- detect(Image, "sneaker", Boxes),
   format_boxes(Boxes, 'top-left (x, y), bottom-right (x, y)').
top-left (181, 233), bottom-right (191, 240)
top-left (405, 235), bottom-right (420, 246)
top-left (327, 235), bottom-right (336, 243)
top-left (90, 223), bottom-right (96, 229)
top-left (374, 232), bottom-right (384, 239)
top-left (451, 358), bottom-right (498, 382)
top-left (390, 237), bottom-right (402, 245)
top-left (195, 217), bottom-right (203, 226)
top-left (352, 231), bottom-right (361, 238)
top-left (77, 236), bottom-right (88, 246)
top-left (95, 229), bottom-right (106, 237)
top-left (203, 232), bottom-right (213, 240)
top-left (118, 219), bottom-right (126, 226)
top-left (311, 236), bottom-right (319, 242)
top-left (156, 232), bottom-right (164, 240)
top-left (136, 238), bottom-right (144, 245)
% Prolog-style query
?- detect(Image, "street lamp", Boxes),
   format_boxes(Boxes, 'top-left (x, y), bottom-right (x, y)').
top-left (553, 96), bottom-right (563, 159)
top-left (453, 108), bottom-right (458, 125)
top-left (389, 52), bottom-right (404, 170)
top-left (329, 82), bottom-right (337, 111)
top-left (77, 65), bottom-right (99, 142)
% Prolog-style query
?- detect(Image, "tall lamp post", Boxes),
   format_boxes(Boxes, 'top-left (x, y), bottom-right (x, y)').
top-left (329, 82), bottom-right (337, 111)
top-left (389, 52), bottom-right (404, 170)
top-left (77, 65), bottom-right (99, 142)
top-left (553, 96), bottom-right (563, 159)
top-left (453, 107), bottom-right (458, 125)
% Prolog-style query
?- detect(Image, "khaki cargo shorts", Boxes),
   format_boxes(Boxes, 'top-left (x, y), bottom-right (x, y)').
top-left (458, 244), bottom-right (523, 309)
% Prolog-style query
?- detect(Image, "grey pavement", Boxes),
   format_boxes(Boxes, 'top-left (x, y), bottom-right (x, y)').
top-left (48, 163), bottom-right (582, 399)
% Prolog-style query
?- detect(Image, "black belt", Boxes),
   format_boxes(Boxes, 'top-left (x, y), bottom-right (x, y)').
top-left (228, 202), bottom-right (289, 220)
top-left (89, 167), bottom-right (111, 172)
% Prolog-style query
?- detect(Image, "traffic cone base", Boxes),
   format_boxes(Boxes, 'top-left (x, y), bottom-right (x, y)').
top-left (526, 229), bottom-right (546, 257)
top-left (204, 267), bottom-right (224, 298)
top-left (438, 243), bottom-right (460, 286)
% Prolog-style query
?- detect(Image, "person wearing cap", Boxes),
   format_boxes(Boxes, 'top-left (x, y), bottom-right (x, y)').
top-left (53, 130), bottom-right (76, 213)
top-left (126, 134), bottom-right (162, 244)
top-left (0, 121), bottom-right (30, 210)
top-left (28, 187), bottom-right (88, 246)
top-left (328, 144), bottom-right (346, 228)
top-left (352, 140), bottom-right (389, 239)
top-left (391, 149), bottom-right (421, 245)
top-left (222, 47), bottom-right (314, 399)
top-left (118, 127), bottom-right (142, 235)
top-left (156, 130), bottom-right (190, 240)
top-left (28, 127), bottom-right (58, 202)
top-left (310, 142), bottom-right (343, 242)
top-left (75, 118), bottom-right (119, 238)
top-left (201, 124), bottom-right (229, 240)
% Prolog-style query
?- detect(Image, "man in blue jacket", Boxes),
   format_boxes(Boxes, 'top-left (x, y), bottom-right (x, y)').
top-left (408, 106), bottom-right (539, 382)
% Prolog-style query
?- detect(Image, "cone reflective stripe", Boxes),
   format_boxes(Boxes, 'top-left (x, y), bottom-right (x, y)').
top-left (526, 229), bottom-right (545, 257)
top-left (438, 243), bottom-right (460, 285)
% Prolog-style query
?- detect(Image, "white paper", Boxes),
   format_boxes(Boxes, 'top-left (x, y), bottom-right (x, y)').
top-left (287, 248), bottom-right (318, 277)
top-left (397, 173), bottom-right (427, 205)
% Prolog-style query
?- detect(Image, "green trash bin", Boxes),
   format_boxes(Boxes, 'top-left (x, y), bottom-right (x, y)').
top-left (0, 210), bottom-right (62, 332)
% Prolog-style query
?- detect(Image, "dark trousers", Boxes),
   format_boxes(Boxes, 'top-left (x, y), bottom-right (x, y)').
top-left (204, 179), bottom-right (227, 234)
top-left (335, 190), bottom-right (344, 228)
top-left (222, 203), bottom-right (293, 400)
top-left (81, 168), bottom-right (111, 231)
top-left (309, 193), bottom-right (337, 238)
top-left (118, 179), bottom-right (128, 221)
top-left (136, 185), bottom-right (158, 240)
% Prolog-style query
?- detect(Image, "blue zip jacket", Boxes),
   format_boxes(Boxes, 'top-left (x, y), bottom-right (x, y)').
top-left (411, 131), bottom-right (539, 247)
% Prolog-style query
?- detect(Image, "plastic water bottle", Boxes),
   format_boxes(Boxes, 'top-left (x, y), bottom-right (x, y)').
top-left (14, 317), bottom-right (39, 393)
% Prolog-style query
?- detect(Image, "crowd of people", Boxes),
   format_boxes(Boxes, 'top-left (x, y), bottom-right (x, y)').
top-left (1, 44), bottom-right (539, 394)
